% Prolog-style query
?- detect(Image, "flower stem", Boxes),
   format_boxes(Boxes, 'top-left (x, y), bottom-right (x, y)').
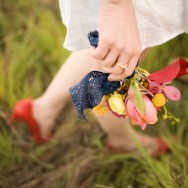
top-left (133, 78), bottom-right (154, 97)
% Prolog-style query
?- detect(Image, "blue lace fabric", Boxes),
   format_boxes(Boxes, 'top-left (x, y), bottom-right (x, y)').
top-left (69, 30), bottom-right (120, 120)
top-left (70, 71), bottom-right (120, 120)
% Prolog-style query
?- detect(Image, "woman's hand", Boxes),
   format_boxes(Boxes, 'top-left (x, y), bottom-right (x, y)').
top-left (91, 0), bottom-right (142, 81)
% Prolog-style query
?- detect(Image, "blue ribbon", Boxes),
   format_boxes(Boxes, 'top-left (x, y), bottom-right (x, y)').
top-left (69, 30), bottom-right (120, 120)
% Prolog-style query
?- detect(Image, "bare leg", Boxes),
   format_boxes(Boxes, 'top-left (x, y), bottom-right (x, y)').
top-left (33, 48), bottom-right (157, 152)
top-left (33, 49), bottom-right (95, 138)
top-left (94, 112), bottom-right (157, 151)
top-left (93, 48), bottom-right (157, 151)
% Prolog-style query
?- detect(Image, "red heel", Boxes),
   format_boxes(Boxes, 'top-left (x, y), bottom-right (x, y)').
top-left (151, 136), bottom-right (178, 158)
top-left (9, 99), bottom-right (51, 144)
top-left (106, 136), bottom-right (177, 158)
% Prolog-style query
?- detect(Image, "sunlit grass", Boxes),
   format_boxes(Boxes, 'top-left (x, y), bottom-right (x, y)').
top-left (0, 128), bottom-right (20, 169)
top-left (0, 1), bottom-right (69, 108)
top-left (0, 0), bottom-right (69, 170)
top-left (0, 0), bottom-right (188, 187)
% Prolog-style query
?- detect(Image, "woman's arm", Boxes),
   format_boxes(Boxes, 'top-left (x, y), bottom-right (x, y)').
top-left (91, 0), bottom-right (142, 81)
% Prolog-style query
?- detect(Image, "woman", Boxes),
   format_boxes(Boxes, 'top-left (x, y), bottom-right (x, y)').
top-left (10, 0), bottom-right (188, 156)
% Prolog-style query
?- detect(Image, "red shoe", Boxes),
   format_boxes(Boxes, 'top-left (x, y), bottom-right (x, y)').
top-left (151, 137), bottom-right (171, 158)
top-left (9, 99), bottom-right (51, 144)
top-left (106, 137), bottom-right (173, 158)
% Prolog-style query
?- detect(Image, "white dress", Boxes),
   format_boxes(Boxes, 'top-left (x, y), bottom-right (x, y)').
top-left (59, 0), bottom-right (188, 51)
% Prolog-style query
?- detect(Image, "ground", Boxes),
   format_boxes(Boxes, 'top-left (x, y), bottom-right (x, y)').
top-left (0, 1), bottom-right (188, 188)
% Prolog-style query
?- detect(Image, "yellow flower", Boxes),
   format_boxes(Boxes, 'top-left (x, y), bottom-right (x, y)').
top-left (93, 104), bottom-right (108, 115)
top-left (152, 93), bottom-right (166, 107)
top-left (93, 96), bottom-right (108, 115)
top-left (108, 94), bottom-right (126, 115)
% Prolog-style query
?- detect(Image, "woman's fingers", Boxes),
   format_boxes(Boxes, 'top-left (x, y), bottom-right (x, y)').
top-left (91, 39), bottom-right (109, 60)
top-left (91, 0), bottom-right (142, 81)
top-left (101, 49), bottom-right (138, 76)
top-left (108, 56), bottom-right (139, 81)
top-left (101, 53), bottom-right (130, 75)
top-left (101, 48), bottom-right (119, 67)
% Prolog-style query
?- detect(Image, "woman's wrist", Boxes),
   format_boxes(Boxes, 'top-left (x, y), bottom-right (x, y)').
top-left (94, 0), bottom-right (141, 81)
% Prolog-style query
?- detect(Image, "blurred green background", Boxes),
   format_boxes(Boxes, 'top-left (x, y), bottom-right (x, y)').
top-left (0, 0), bottom-right (188, 188)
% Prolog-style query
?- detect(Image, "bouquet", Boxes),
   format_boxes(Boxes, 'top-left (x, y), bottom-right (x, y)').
top-left (92, 62), bottom-right (185, 130)
top-left (70, 31), bottom-right (188, 130)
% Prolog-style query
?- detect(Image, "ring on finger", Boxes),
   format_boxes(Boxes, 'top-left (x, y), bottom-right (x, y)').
top-left (116, 63), bottom-right (128, 70)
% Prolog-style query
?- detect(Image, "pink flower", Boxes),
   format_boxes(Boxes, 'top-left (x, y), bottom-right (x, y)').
top-left (148, 80), bottom-right (162, 94)
top-left (126, 89), bottom-right (158, 130)
top-left (147, 58), bottom-right (188, 102)
top-left (162, 86), bottom-right (181, 101)
top-left (148, 80), bottom-right (181, 101)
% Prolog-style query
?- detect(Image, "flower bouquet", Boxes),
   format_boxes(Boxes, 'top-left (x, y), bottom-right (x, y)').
top-left (93, 58), bottom-right (188, 130)
top-left (69, 31), bottom-right (188, 130)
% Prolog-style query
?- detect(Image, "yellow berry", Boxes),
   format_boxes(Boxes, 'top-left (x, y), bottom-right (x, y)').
top-left (152, 93), bottom-right (166, 107)
top-left (162, 114), bottom-right (168, 120)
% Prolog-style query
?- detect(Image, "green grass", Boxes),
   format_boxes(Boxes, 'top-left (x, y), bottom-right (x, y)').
top-left (0, 0), bottom-right (69, 108)
top-left (0, 0), bottom-right (69, 171)
top-left (0, 0), bottom-right (188, 187)
top-left (0, 128), bottom-right (21, 168)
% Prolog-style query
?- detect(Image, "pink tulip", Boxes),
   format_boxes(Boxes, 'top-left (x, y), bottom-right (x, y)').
top-left (126, 95), bottom-right (158, 130)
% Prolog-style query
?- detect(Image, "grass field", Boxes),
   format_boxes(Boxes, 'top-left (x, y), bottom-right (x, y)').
top-left (0, 1), bottom-right (188, 188)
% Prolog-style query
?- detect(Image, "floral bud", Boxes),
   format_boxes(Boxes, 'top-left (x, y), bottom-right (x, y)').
top-left (108, 94), bottom-right (126, 115)
top-left (152, 93), bottom-right (166, 107)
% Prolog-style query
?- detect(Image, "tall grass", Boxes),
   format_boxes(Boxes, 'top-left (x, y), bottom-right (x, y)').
top-left (0, 0), bottom-right (188, 187)
top-left (0, 128), bottom-right (20, 169)
top-left (0, 0), bottom-right (69, 170)
top-left (0, 0), bottom-right (69, 108)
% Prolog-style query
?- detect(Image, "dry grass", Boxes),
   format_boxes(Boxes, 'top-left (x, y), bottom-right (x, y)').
top-left (0, 0), bottom-right (188, 188)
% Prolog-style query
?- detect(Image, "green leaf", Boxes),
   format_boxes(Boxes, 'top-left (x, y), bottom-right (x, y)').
top-left (131, 79), bottom-right (145, 116)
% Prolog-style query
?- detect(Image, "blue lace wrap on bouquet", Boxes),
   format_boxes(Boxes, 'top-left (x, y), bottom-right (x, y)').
top-left (70, 71), bottom-right (120, 120)
top-left (69, 30), bottom-right (120, 120)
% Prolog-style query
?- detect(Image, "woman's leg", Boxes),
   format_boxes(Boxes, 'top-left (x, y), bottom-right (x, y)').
top-left (33, 49), bottom-right (95, 138)
top-left (94, 112), bottom-right (157, 151)
top-left (33, 48), bottom-right (157, 152)
top-left (93, 48), bottom-right (157, 151)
